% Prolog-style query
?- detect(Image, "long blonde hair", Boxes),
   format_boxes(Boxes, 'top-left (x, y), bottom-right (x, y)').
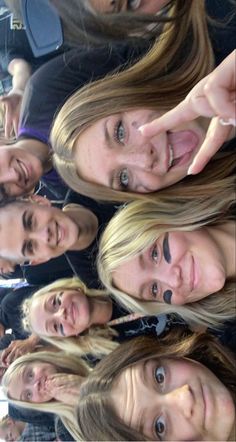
top-left (51, 0), bottom-right (217, 202)
top-left (2, 350), bottom-right (90, 441)
top-left (97, 189), bottom-right (236, 329)
top-left (22, 277), bottom-right (118, 357)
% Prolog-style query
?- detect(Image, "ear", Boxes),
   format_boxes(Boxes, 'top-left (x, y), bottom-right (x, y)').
top-left (29, 256), bottom-right (50, 266)
top-left (27, 195), bottom-right (51, 206)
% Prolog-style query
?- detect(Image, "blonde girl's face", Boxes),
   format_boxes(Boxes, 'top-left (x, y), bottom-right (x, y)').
top-left (8, 362), bottom-right (57, 403)
top-left (29, 289), bottom-right (92, 337)
top-left (89, 0), bottom-right (169, 14)
top-left (111, 357), bottom-right (235, 441)
top-left (74, 109), bottom-right (207, 194)
top-left (112, 229), bottom-right (227, 304)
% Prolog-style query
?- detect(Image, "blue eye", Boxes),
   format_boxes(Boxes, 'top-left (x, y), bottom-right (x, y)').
top-left (155, 416), bottom-right (166, 439)
top-left (119, 168), bottom-right (129, 190)
top-left (25, 390), bottom-right (32, 401)
top-left (115, 120), bottom-right (125, 144)
top-left (151, 282), bottom-right (158, 299)
top-left (27, 369), bottom-right (34, 382)
top-left (151, 244), bottom-right (159, 263)
top-left (155, 366), bottom-right (165, 384)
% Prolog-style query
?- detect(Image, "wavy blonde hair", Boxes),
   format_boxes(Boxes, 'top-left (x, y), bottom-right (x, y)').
top-left (51, 0), bottom-right (217, 202)
top-left (2, 350), bottom-right (90, 441)
top-left (97, 187), bottom-right (236, 329)
top-left (22, 277), bottom-right (118, 357)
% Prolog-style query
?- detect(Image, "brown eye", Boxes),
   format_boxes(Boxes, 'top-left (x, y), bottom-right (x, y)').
top-left (155, 366), bottom-right (165, 384)
top-left (155, 416), bottom-right (166, 438)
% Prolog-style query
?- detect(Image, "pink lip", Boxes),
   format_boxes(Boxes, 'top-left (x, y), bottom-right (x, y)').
top-left (165, 138), bottom-right (170, 173)
top-left (56, 223), bottom-right (65, 245)
top-left (192, 256), bottom-right (198, 290)
top-left (202, 384), bottom-right (212, 430)
top-left (70, 303), bottom-right (75, 325)
top-left (18, 160), bottom-right (30, 185)
top-left (190, 257), bottom-right (194, 292)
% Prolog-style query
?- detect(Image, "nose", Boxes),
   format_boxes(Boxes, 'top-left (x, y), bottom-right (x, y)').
top-left (166, 384), bottom-right (194, 419)
top-left (155, 263), bottom-right (182, 289)
top-left (122, 144), bottom-right (156, 171)
top-left (30, 223), bottom-right (56, 246)
top-left (55, 306), bottom-right (67, 321)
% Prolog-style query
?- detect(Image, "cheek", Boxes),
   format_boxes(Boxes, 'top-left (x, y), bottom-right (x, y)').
top-left (137, 171), bottom-right (164, 192)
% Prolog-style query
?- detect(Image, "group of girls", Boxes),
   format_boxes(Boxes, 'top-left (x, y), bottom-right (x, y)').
top-left (1, 1), bottom-right (235, 441)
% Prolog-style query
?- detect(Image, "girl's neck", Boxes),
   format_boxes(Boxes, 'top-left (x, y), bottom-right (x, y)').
top-left (64, 204), bottom-right (98, 250)
top-left (208, 221), bottom-right (236, 280)
top-left (89, 297), bottom-right (113, 326)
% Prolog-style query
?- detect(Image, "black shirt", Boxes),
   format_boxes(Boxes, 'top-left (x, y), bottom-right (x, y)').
top-left (24, 190), bottom-right (119, 288)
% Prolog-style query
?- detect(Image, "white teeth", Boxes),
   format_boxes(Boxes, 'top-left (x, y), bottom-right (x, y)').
top-left (168, 144), bottom-right (174, 168)
top-left (19, 160), bottom-right (29, 184)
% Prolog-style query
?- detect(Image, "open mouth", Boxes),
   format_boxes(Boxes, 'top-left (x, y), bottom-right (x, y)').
top-left (56, 222), bottom-right (65, 246)
top-left (17, 159), bottom-right (29, 185)
top-left (167, 130), bottom-right (199, 171)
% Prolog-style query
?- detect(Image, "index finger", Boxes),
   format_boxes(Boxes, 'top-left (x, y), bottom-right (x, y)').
top-left (139, 99), bottom-right (199, 137)
top-left (188, 117), bottom-right (231, 175)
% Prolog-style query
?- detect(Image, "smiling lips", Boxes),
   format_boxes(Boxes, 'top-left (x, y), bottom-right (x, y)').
top-left (17, 159), bottom-right (30, 186)
top-left (55, 222), bottom-right (65, 246)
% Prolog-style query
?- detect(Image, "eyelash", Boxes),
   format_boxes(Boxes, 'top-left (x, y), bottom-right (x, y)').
top-left (25, 390), bottom-right (32, 401)
top-left (52, 293), bottom-right (62, 308)
top-left (27, 369), bottom-right (34, 382)
top-left (26, 240), bottom-right (34, 255)
top-left (150, 244), bottom-right (159, 299)
top-left (52, 293), bottom-right (64, 336)
top-left (154, 366), bottom-right (166, 440)
top-left (26, 213), bottom-right (33, 230)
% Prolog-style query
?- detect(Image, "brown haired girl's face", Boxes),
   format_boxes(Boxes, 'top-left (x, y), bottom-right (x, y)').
top-left (113, 229), bottom-right (227, 304)
top-left (111, 357), bottom-right (235, 441)
top-left (74, 109), bottom-right (206, 194)
top-left (89, 0), bottom-right (168, 14)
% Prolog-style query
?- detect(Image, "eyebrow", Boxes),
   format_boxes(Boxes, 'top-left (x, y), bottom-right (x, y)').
top-left (103, 120), bottom-right (120, 190)
top-left (138, 361), bottom-right (150, 436)
top-left (45, 320), bottom-right (51, 335)
top-left (140, 361), bottom-right (161, 441)
top-left (21, 212), bottom-right (28, 257)
top-left (21, 242), bottom-right (27, 258)
top-left (104, 120), bottom-right (113, 150)
top-left (22, 211), bottom-right (28, 230)
top-left (20, 367), bottom-right (27, 400)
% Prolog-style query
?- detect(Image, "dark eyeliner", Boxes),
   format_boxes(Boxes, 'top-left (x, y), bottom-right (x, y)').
top-left (163, 233), bottom-right (171, 263)
top-left (163, 290), bottom-right (172, 304)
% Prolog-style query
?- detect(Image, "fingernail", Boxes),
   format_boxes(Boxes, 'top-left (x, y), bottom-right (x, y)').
top-left (219, 118), bottom-right (236, 127)
top-left (138, 125), bottom-right (144, 133)
top-left (187, 165), bottom-right (194, 175)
